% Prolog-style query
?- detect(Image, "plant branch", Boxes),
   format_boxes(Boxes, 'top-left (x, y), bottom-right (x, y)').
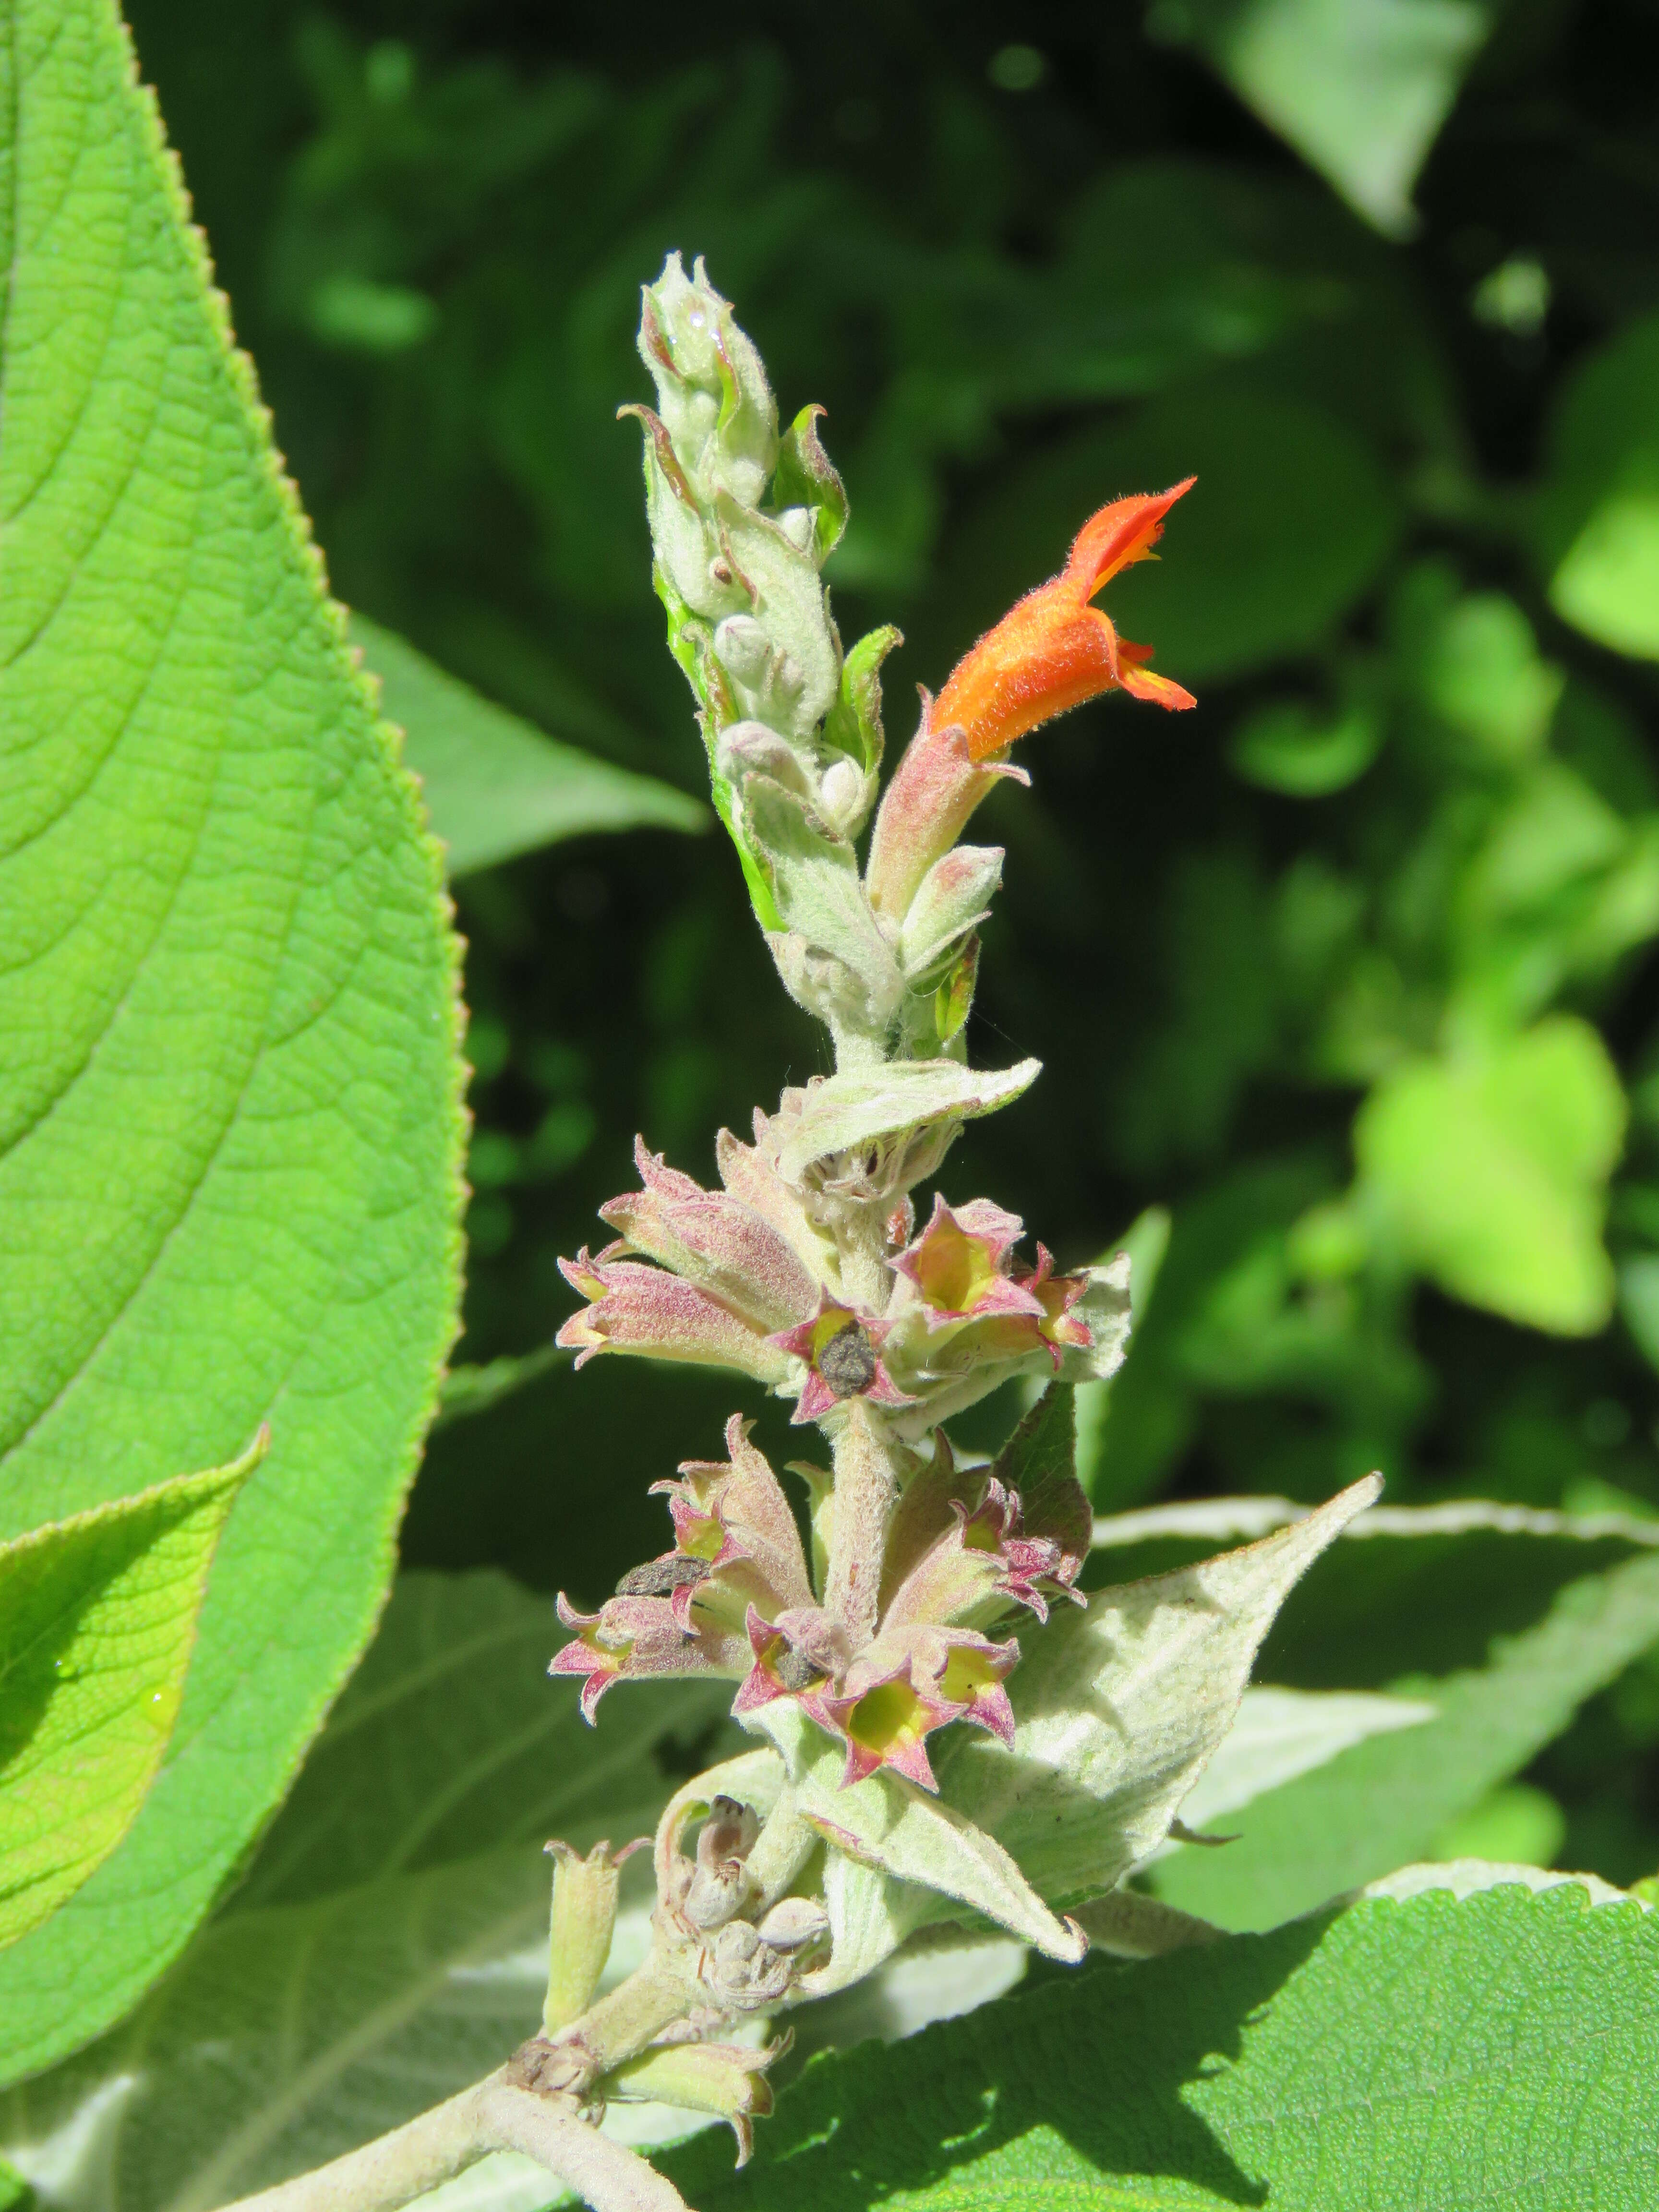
top-left (213, 2071), bottom-right (690, 2212)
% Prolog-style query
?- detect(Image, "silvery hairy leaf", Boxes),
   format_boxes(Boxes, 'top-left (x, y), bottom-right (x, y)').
top-left (772, 1059), bottom-right (1043, 1186)
top-left (931, 1475), bottom-right (1382, 1908)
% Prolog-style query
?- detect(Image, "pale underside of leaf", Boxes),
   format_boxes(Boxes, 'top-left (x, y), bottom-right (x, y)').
top-left (773, 1059), bottom-right (1042, 1183)
top-left (1093, 1491), bottom-right (1659, 1550)
top-left (743, 1701), bottom-right (1086, 1966)
top-left (933, 1475), bottom-right (1381, 1911)
top-left (233, 1570), bottom-right (738, 1911)
top-left (1152, 1541), bottom-right (1659, 1931)
top-left (1164, 1683), bottom-right (1434, 1837)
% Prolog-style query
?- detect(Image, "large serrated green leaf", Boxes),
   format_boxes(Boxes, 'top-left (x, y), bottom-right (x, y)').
top-left (664, 1883), bottom-right (1659, 2210)
top-left (0, 0), bottom-right (464, 2077)
top-left (0, 1440), bottom-right (263, 1950)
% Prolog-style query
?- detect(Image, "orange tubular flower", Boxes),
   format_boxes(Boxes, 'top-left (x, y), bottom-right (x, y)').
top-left (934, 481), bottom-right (1197, 757)
top-left (867, 481), bottom-right (1196, 924)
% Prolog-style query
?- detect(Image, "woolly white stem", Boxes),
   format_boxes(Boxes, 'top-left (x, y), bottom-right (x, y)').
top-left (823, 1402), bottom-right (903, 1647)
top-left (212, 2074), bottom-right (690, 2212)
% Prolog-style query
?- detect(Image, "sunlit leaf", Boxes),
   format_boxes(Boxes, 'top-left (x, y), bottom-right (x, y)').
top-left (0, 1441), bottom-right (263, 1950)
top-left (1355, 1017), bottom-right (1625, 1334)
top-left (0, 0), bottom-right (464, 2076)
top-left (664, 1884), bottom-right (1658, 2210)
top-left (1537, 311), bottom-right (1659, 661)
top-left (1151, 0), bottom-right (1500, 237)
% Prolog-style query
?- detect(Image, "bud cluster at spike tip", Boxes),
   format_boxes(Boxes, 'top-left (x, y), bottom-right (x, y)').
top-left (625, 255), bottom-right (1199, 1058)
top-left (552, 1403), bottom-right (1092, 1794)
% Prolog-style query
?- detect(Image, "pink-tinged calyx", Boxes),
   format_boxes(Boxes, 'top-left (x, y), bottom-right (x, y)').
top-left (961, 1476), bottom-right (1085, 1623)
top-left (769, 1292), bottom-right (918, 1425)
top-left (820, 1625), bottom-right (1020, 1791)
top-left (550, 1591), bottom-right (748, 1722)
top-left (893, 1194), bottom-right (1045, 1323)
top-left (555, 1248), bottom-right (797, 1386)
top-left (1018, 1245), bottom-right (1094, 1362)
top-left (904, 1247), bottom-right (1096, 1383)
top-left (878, 1471), bottom-right (1082, 1633)
top-left (647, 1414), bottom-right (815, 1630)
top-left (732, 1602), bottom-right (849, 1725)
top-left (600, 1136), bottom-right (821, 1334)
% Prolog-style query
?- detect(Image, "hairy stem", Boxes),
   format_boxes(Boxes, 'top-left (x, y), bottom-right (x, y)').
top-left (823, 1402), bottom-right (903, 1646)
top-left (214, 2073), bottom-right (688, 2212)
top-left (554, 1957), bottom-right (694, 2075)
top-left (832, 1201), bottom-right (893, 1314)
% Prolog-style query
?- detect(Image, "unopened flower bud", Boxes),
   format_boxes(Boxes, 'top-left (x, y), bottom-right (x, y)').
top-left (715, 720), bottom-right (817, 805)
top-left (639, 254), bottom-right (777, 507)
top-left (817, 756), bottom-right (869, 836)
top-left (754, 1896), bottom-right (830, 1952)
top-left (542, 1837), bottom-right (646, 2034)
top-left (898, 845), bottom-right (1005, 978)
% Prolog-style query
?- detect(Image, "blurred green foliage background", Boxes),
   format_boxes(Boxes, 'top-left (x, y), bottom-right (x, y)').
top-left (129, 0), bottom-right (1659, 1884)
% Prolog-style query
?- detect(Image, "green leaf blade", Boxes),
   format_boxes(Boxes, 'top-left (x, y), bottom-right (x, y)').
top-left (665, 1884), bottom-right (1659, 2210)
top-left (0, 1441), bottom-right (263, 1950)
top-left (0, 0), bottom-right (465, 2077)
top-left (1537, 311), bottom-right (1659, 662)
top-left (348, 616), bottom-right (707, 877)
top-left (1157, 0), bottom-right (1499, 238)
top-left (0, 1570), bottom-right (737, 2207)
top-left (1355, 1017), bottom-right (1626, 1336)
